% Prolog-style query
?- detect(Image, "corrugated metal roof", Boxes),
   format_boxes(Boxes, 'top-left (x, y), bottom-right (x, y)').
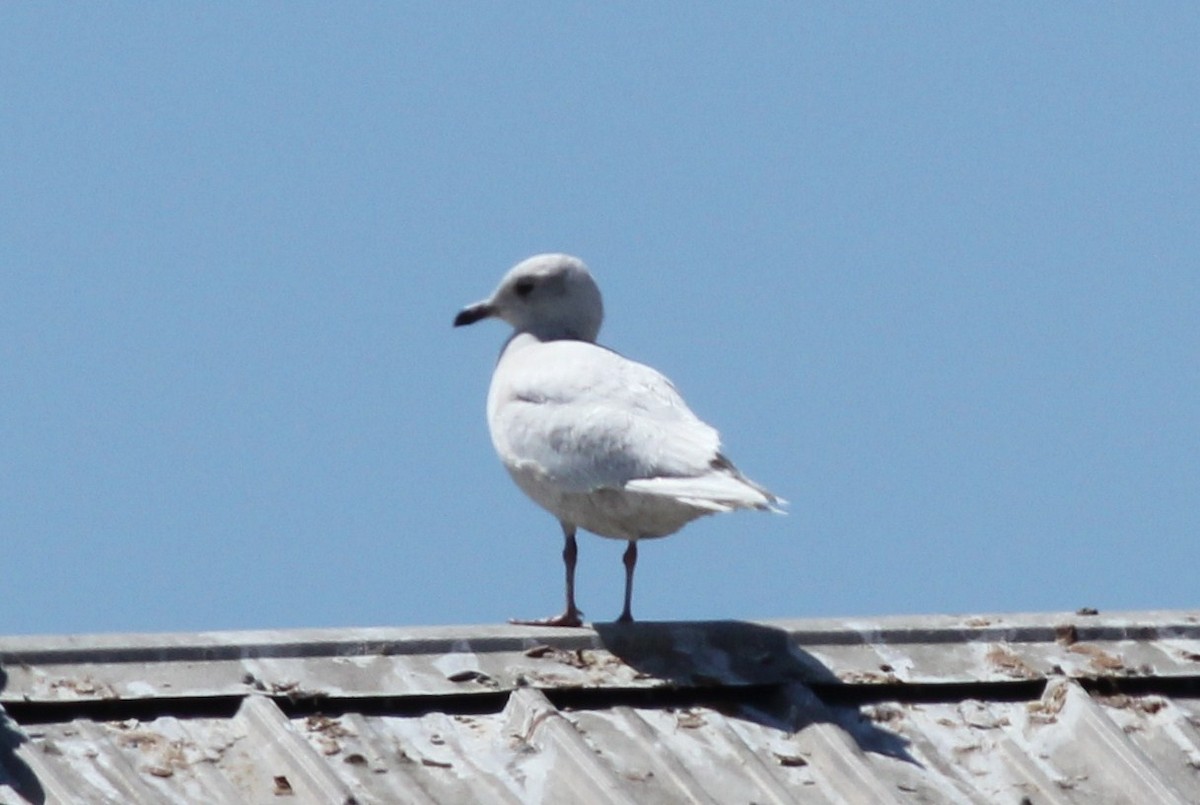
top-left (2, 610), bottom-right (1199, 804)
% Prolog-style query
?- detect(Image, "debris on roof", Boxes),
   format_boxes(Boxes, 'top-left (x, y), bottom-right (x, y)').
top-left (3, 610), bottom-right (1200, 803)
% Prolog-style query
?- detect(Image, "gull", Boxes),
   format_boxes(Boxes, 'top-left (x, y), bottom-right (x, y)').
top-left (455, 254), bottom-right (782, 626)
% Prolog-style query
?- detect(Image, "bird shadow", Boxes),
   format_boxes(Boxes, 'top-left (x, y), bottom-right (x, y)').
top-left (0, 665), bottom-right (46, 805)
top-left (592, 619), bottom-right (917, 766)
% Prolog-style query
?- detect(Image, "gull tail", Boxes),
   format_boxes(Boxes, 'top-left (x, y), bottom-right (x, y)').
top-left (624, 454), bottom-right (786, 514)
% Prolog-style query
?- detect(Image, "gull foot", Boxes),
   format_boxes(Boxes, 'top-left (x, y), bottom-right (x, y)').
top-left (509, 611), bottom-right (585, 628)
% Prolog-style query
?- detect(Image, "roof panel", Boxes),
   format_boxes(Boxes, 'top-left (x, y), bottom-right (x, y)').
top-left (3, 610), bottom-right (1200, 803)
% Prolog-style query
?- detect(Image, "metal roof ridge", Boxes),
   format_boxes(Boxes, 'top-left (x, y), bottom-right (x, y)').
top-left (2, 609), bottom-right (1199, 663)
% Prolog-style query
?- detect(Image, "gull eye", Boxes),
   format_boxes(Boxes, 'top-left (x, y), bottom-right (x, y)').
top-left (514, 278), bottom-right (535, 298)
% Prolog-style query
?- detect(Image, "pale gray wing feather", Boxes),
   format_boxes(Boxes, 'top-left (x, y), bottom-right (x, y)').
top-left (488, 340), bottom-right (722, 492)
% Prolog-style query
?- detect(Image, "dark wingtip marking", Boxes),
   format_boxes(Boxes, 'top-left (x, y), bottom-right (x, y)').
top-left (710, 454), bottom-right (735, 471)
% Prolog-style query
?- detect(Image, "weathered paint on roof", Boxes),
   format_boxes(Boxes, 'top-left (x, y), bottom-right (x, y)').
top-left (2, 610), bottom-right (1199, 803)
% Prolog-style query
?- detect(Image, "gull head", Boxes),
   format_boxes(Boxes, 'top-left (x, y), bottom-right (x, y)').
top-left (454, 253), bottom-right (604, 342)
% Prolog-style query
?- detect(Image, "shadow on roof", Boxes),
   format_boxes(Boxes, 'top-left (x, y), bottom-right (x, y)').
top-left (0, 665), bottom-right (45, 805)
top-left (594, 619), bottom-right (918, 765)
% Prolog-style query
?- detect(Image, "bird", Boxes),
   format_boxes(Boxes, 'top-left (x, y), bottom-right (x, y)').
top-left (454, 253), bottom-right (782, 626)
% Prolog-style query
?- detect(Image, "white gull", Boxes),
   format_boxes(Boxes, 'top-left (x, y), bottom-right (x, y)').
top-left (455, 253), bottom-right (782, 625)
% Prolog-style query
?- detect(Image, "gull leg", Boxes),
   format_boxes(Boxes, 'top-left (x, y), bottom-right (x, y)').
top-left (510, 525), bottom-right (584, 627)
top-left (561, 528), bottom-right (580, 619)
top-left (617, 540), bottom-right (638, 623)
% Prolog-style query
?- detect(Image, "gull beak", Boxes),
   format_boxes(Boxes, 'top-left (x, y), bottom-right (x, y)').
top-left (454, 300), bottom-right (496, 327)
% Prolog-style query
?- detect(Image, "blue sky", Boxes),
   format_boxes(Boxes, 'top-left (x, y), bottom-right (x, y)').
top-left (2, 5), bottom-right (1197, 636)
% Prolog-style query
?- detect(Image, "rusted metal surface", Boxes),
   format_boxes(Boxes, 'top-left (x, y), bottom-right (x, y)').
top-left (2, 610), bottom-right (1199, 803)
